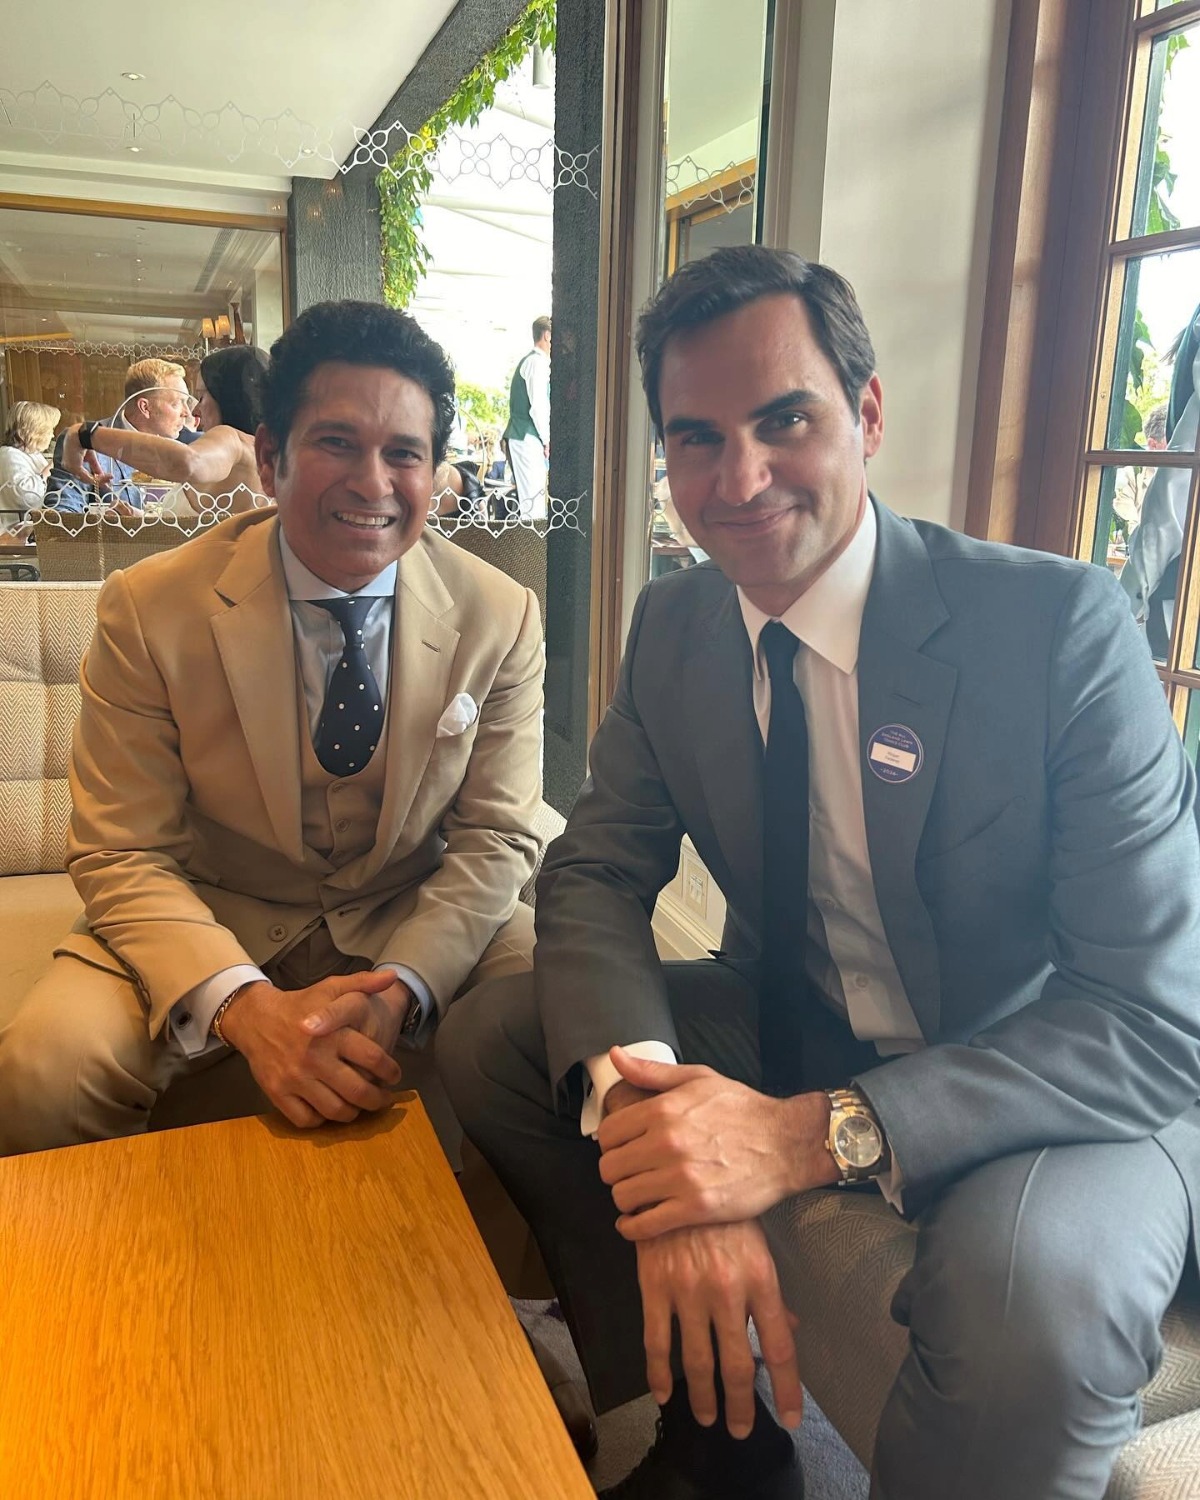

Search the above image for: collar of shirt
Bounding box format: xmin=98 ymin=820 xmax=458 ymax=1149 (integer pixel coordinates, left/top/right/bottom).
xmin=278 ymin=529 xmax=397 ymax=603
xmin=738 ymin=498 xmax=877 ymax=680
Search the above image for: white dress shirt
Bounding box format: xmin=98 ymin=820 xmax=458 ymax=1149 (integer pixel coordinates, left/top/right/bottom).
xmin=169 ymin=533 xmax=432 ymax=1056
xmin=583 ymin=504 xmax=920 ymax=1203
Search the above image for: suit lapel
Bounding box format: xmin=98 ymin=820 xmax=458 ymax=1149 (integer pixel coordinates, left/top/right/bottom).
xmin=684 ymin=585 xmax=763 ymax=926
xmin=362 ymin=541 xmax=459 ymax=877
xmin=210 ymin=517 xmax=305 ymax=863
xmin=858 ymin=501 xmax=956 ymax=1039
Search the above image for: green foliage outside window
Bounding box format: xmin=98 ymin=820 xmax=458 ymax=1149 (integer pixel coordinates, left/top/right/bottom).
xmin=378 ymin=0 xmax=556 ymax=309
xmin=456 ymin=379 xmax=509 ymax=434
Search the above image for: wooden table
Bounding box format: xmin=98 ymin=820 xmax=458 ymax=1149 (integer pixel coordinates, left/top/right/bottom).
xmin=0 ymin=1098 xmax=591 ymax=1499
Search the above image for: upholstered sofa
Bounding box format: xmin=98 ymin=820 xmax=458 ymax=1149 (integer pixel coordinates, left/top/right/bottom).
xmin=3 ymin=580 xmax=1198 ymax=1496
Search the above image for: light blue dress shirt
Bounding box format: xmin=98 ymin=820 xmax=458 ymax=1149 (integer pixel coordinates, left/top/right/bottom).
xmin=169 ymin=532 xmax=433 ymax=1057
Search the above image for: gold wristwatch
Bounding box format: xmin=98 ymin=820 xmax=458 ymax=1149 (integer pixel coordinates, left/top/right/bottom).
xmin=825 ymin=1087 xmax=891 ymax=1185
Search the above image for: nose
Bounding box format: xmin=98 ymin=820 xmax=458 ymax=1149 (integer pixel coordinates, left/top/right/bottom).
xmin=714 ymin=433 xmax=772 ymax=509
xmin=347 ymin=450 xmax=394 ymax=504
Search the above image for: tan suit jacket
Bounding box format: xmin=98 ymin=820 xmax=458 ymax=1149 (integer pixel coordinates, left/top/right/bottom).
xmin=58 ymin=508 xmax=544 ymax=1035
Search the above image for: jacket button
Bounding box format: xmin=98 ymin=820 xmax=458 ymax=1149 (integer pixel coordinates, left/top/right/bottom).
xmin=268 ymin=924 xmax=287 ymax=942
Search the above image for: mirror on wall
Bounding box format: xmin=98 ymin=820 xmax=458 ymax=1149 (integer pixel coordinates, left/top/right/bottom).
xmin=0 ymin=206 xmax=285 ymax=428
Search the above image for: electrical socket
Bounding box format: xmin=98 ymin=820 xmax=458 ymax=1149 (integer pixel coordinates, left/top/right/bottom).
xmin=682 ymin=851 xmax=709 ymax=919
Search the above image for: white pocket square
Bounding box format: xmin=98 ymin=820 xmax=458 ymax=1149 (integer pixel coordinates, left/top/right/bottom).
xmin=436 ymin=692 xmax=479 ymax=738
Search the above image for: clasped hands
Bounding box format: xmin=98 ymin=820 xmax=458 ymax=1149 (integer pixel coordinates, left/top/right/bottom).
xmin=597 ymin=1049 xmax=838 ymax=1440
xmin=220 ymin=969 xmax=412 ymax=1129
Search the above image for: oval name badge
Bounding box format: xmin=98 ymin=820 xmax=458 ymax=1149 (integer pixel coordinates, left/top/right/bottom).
xmin=867 ymin=723 xmax=924 ymax=784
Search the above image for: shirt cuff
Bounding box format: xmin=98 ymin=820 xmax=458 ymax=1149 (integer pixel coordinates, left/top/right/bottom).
xmin=875 ymin=1151 xmax=905 ymax=1212
xmin=170 ymin=964 xmax=267 ymax=1058
xmin=580 ymin=1040 xmax=678 ymax=1138
xmin=375 ymin=963 xmax=434 ymax=1050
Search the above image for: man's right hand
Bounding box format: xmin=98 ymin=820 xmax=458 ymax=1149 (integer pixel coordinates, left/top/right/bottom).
xmin=637 ymin=1218 xmax=803 ymax=1440
xmin=219 ymin=969 xmax=403 ymax=1129
xmin=602 ymin=1067 xmax=804 ymax=1439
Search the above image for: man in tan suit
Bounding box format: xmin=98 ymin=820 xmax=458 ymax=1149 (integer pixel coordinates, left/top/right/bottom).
xmin=0 ymin=299 xmax=544 ymax=1153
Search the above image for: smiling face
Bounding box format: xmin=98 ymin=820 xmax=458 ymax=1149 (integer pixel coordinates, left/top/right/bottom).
xmin=255 ymin=362 xmax=436 ymax=591
xmin=660 ymin=293 xmax=883 ymax=617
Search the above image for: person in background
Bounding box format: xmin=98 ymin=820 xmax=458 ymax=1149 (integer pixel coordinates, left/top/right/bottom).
xmin=48 ymin=358 xmax=195 ymax=512
xmin=63 ymin=345 xmax=269 ymax=519
xmin=0 ymin=401 xmax=59 ymax=534
xmin=503 ymin=315 xmax=551 ymax=521
xmin=1121 ymin=303 xmax=1200 ymax=656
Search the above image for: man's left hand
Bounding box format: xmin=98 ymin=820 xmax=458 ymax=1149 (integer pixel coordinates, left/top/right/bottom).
xmin=597 ymin=1047 xmax=837 ymax=1239
xmin=301 ymin=977 xmax=414 ymax=1058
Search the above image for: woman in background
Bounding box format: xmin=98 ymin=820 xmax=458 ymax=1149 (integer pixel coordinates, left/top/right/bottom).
xmin=0 ymin=401 xmax=60 ymax=523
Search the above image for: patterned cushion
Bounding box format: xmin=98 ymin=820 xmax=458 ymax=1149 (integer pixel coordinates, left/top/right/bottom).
xmin=31 ymin=518 xmax=194 ymax=582
xmin=0 ymin=583 xmax=99 ymax=875
xmin=762 ymin=1186 xmax=1200 ymax=1489
xmin=519 ymin=799 xmax=567 ymax=907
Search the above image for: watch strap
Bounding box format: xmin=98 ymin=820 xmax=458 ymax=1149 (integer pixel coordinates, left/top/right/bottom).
xmin=78 ymin=420 xmax=100 ymax=451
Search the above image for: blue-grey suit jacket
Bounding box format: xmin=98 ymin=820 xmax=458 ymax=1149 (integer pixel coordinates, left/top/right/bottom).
xmin=534 ymin=499 xmax=1200 ymax=1244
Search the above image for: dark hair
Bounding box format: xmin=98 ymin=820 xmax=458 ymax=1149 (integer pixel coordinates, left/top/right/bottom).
xmin=262 ymin=300 xmax=456 ymax=465
xmin=532 ymin=315 xmax=552 ymax=344
xmin=199 ymin=345 xmax=268 ymax=436
xmin=636 ymin=246 xmax=876 ymax=437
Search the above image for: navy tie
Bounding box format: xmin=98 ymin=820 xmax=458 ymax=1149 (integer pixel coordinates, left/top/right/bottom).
xmin=313 ymin=597 xmax=383 ymax=777
xmin=759 ymin=621 xmax=812 ymax=1095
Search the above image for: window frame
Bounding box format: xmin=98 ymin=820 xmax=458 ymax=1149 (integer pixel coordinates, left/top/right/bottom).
xmin=968 ymin=0 xmax=1200 ymax=736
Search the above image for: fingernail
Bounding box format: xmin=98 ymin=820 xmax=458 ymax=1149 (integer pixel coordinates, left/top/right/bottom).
xmin=651 ymin=1389 xmax=669 ymax=1405
xmin=302 ymin=1014 xmax=321 ymax=1031
xmin=781 ymin=1408 xmax=803 ymax=1428
xmin=729 ymin=1422 xmax=752 ymax=1440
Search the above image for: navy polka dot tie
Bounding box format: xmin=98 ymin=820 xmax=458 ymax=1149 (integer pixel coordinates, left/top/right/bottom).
xmin=313 ymin=597 xmax=383 ymax=777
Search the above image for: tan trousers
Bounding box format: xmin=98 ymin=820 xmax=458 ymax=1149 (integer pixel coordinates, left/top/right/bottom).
xmin=0 ymin=906 xmax=549 ymax=1295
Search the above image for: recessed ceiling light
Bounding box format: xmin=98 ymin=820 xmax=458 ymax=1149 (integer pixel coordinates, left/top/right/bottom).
xmin=127 ymin=145 xmax=141 ymax=153
xmin=122 ymin=72 xmax=146 ymax=80
xmin=135 ymin=257 xmax=142 ymax=264
xmin=301 ymin=147 xmax=315 ymax=156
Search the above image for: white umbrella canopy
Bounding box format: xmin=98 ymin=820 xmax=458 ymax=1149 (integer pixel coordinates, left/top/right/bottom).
xmin=408 ymin=65 xmax=554 ymax=397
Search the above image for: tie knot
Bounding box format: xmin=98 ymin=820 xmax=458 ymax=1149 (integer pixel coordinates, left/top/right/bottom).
xmin=761 ymin=620 xmax=799 ymax=686
xmin=316 ymin=595 xmax=374 ymax=640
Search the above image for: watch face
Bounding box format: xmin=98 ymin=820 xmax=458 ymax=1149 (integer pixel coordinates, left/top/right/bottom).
xmin=835 ymin=1114 xmax=882 ymax=1169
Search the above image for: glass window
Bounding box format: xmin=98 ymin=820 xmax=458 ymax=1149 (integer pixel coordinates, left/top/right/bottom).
xmin=1126 ymin=19 xmax=1199 ymax=238
xmin=1072 ymin=3 xmax=1200 ymax=719
xmin=1095 ymin=247 xmax=1200 ymax=452
xmin=1184 ymin=688 xmax=1200 ymax=764
xmin=645 ymin=0 xmax=772 ymax=587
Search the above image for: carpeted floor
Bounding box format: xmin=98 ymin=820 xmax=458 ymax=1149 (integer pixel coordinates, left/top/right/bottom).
xmin=516 ymin=1299 xmax=870 ymax=1498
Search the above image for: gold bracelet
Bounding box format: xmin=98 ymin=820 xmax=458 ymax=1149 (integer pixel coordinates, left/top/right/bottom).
xmin=211 ymin=981 xmax=254 ymax=1045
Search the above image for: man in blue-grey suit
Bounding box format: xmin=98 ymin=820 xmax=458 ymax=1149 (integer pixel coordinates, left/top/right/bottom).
xmin=437 ymin=247 xmax=1200 ymax=1500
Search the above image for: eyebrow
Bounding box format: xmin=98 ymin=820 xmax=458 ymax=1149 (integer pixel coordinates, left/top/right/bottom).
xmin=749 ymin=388 xmax=823 ymax=420
xmin=307 ymin=419 xmax=429 ymax=449
xmin=663 ymin=388 xmax=823 ymax=437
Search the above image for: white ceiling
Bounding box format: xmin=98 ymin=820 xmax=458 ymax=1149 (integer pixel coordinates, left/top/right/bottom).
xmin=666 ymin=0 xmax=769 ymax=168
xmin=0 ymin=0 xmax=459 ymax=186
xmin=0 ymin=207 xmax=281 ymax=347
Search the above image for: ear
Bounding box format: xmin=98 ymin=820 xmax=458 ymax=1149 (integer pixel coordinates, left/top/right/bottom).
xmin=254 ymin=423 xmax=282 ymax=498
xmin=859 ymin=373 xmax=884 ymax=460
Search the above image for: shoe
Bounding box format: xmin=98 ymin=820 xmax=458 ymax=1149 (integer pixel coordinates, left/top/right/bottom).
xmin=524 ymin=1325 xmax=599 ymax=1462
xmin=598 ymin=1417 xmax=803 ymax=1498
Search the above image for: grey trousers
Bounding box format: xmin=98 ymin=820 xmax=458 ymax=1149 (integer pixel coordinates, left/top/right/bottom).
xmin=435 ymin=960 xmax=1193 ymax=1500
